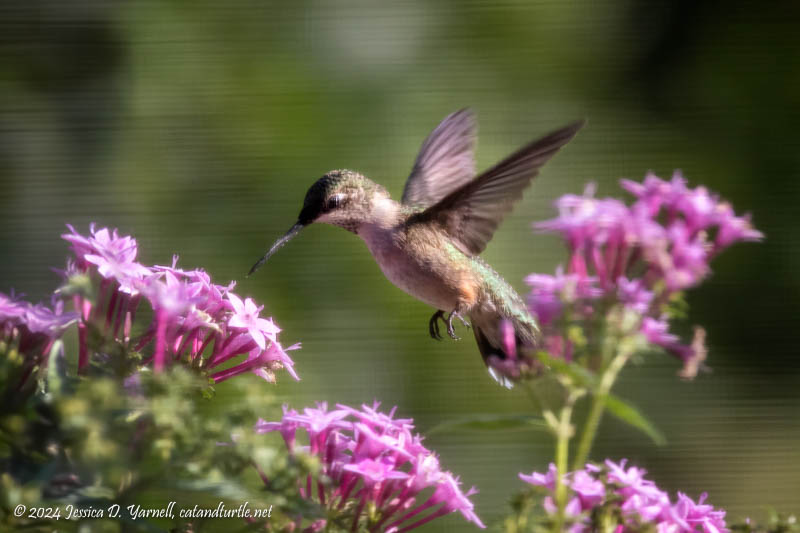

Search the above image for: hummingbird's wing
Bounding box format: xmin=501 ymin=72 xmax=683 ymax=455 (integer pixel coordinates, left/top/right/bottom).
xmin=416 ymin=120 xmax=585 ymax=256
xmin=401 ymin=109 xmax=477 ymax=208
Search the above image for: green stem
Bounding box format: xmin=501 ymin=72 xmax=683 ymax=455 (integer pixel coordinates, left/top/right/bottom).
xmin=552 ymin=389 xmax=581 ymax=533
xmin=571 ymin=350 xmax=631 ymax=470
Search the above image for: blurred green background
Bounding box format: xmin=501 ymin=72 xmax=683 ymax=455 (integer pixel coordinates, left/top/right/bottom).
xmin=1 ymin=0 xmax=798 ymax=530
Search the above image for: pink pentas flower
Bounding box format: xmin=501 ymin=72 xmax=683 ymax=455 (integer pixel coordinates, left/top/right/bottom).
xmin=641 ymin=318 xmax=708 ymax=378
xmin=605 ymin=459 xmax=670 ymax=506
xmin=23 ymin=298 xmax=78 ymax=336
xmin=63 ymin=224 xmax=152 ymax=294
xmin=525 ymin=268 xmax=601 ymax=326
xmin=353 ymin=421 xmax=416 ymax=460
xmin=343 ymin=458 xmax=410 ymax=485
xmin=226 ymin=293 xmax=280 ymax=350
xmin=519 ymin=459 xmax=727 ymax=533
xmin=424 ymin=475 xmax=483 ymax=527
xmin=616 ymin=277 xmax=653 ymax=314
xmin=714 ymin=205 xmax=763 ymax=250
xmin=61 ymin=223 xmax=101 ymax=265
xmin=283 ymin=402 xmax=350 ymax=437
xmin=256 ymin=402 xmax=484 ymax=532
xmin=676 ymin=185 xmax=718 ymax=231
xmin=527 ymin=173 xmax=761 ymax=378
xmin=519 ymin=463 xmax=558 ymax=491
xmin=61 ymin=224 xmax=298 ymax=383
xmin=255 ymin=405 xmax=300 ymax=449
xmin=501 ymin=319 xmax=517 ymax=359
xmin=621 ymin=172 xmax=687 ymax=220
xmin=537 ymin=185 xmax=602 ymax=249
xmin=143 ymin=271 xmax=199 ymax=317
xmin=407 ymin=453 xmax=444 ymax=491
xmin=570 ymin=469 xmax=605 ymax=508
xmin=0 ymin=292 xmax=27 ymax=324
xmin=0 ymin=292 xmax=77 ymax=340
xmin=0 ymin=292 xmax=76 ymax=392
xmin=656 ymin=220 xmax=710 ymax=291
xmin=641 ymin=316 xmax=679 ymax=346
xmin=669 ymin=492 xmax=728 ymax=533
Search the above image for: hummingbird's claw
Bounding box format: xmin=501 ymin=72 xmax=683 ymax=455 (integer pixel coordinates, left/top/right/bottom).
xmin=445 ymin=310 xmax=471 ymax=340
xmin=430 ymin=309 xmax=470 ymax=340
xmin=446 ymin=322 xmax=459 ymax=340
xmin=429 ymin=310 xmax=445 ymax=340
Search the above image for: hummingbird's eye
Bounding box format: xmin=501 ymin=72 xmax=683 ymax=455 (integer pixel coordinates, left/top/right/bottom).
xmin=326 ymin=194 xmax=344 ymax=211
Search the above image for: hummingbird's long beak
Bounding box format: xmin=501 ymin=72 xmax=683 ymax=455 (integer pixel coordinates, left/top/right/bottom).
xmin=247 ymin=222 xmax=305 ymax=276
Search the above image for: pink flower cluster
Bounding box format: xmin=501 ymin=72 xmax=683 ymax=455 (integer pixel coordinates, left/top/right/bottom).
xmin=256 ymin=402 xmax=484 ymax=532
xmin=520 ymin=459 xmax=728 ymax=533
xmin=62 ymin=224 xmax=298 ymax=383
xmin=0 ymin=292 xmax=77 ymax=390
xmin=527 ymin=173 xmax=762 ymax=377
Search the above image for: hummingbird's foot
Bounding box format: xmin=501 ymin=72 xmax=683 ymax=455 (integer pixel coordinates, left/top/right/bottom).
xmin=445 ymin=310 xmax=471 ymax=340
xmin=429 ymin=310 xmax=446 ymax=340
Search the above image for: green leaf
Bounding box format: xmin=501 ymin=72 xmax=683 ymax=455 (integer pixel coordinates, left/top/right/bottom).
xmin=605 ymin=394 xmax=666 ymax=446
xmin=427 ymin=414 xmax=548 ymax=434
xmin=44 ymin=340 xmax=66 ymax=395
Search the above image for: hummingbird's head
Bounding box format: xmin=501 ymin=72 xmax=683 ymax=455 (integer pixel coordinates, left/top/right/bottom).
xmin=248 ymin=169 xmax=389 ymax=276
xmin=297 ymin=169 xmax=385 ymax=231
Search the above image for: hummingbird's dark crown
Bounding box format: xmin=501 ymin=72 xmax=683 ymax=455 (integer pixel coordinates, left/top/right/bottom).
xmin=298 ymin=170 xmax=347 ymax=224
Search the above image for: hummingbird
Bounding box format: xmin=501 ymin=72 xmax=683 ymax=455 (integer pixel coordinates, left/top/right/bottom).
xmin=249 ymin=109 xmax=583 ymax=383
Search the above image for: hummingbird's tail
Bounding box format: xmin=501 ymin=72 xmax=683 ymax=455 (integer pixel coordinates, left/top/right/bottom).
xmin=470 ymin=313 xmax=539 ymax=387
